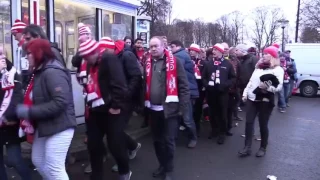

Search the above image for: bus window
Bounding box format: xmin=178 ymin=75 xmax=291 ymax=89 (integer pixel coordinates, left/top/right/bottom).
xmin=0 ymin=1 xmax=12 ymax=60
xmin=54 ymin=0 xmax=96 ymax=71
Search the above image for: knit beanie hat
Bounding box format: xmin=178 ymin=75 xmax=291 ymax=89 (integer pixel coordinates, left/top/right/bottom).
xmin=11 ymin=19 xmax=27 ymax=33
xmin=78 ymin=23 xmax=91 ymax=36
xmin=78 ymin=39 xmax=99 ymax=57
xmin=235 ymin=44 xmax=248 ymax=55
xmin=212 ymin=43 xmax=224 ymax=53
xmin=99 ymin=37 xmax=115 ymax=49
xmin=272 ymin=43 xmax=280 ymax=49
xmin=263 ymin=46 xmax=279 ymax=58
xmin=189 ymin=43 xmax=201 ymax=52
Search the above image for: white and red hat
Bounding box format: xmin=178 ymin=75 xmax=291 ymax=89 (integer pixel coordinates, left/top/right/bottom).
xmin=189 ymin=43 xmax=201 ymax=53
xmin=263 ymin=46 xmax=279 ymax=58
xmin=212 ymin=43 xmax=225 ymax=53
xmin=99 ymin=37 xmax=115 ymax=49
xmin=272 ymin=43 xmax=280 ymax=49
xmin=78 ymin=39 xmax=99 ymax=57
xmin=11 ymin=19 xmax=27 ymax=33
xmin=78 ymin=23 xmax=91 ymax=36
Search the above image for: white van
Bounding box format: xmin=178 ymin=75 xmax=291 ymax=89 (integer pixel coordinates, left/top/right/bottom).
xmin=285 ymin=43 xmax=320 ymax=97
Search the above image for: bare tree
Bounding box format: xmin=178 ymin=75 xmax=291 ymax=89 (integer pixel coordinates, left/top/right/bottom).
xmin=137 ymin=0 xmax=171 ymax=36
xmin=250 ymin=6 xmax=284 ymax=51
xmin=228 ymin=11 xmax=245 ymax=45
xmin=301 ymin=0 xmax=320 ymax=28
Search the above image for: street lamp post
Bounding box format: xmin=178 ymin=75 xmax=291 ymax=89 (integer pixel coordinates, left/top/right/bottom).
xmin=278 ymin=19 xmax=289 ymax=52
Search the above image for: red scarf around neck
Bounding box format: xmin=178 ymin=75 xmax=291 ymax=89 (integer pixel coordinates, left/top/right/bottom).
xmin=281 ymin=60 xmax=290 ymax=82
xmin=194 ymin=60 xmax=201 ymax=79
xmin=20 ymin=75 xmax=35 ymax=143
xmin=86 ymin=49 xmax=105 ymax=108
xmin=77 ymin=60 xmax=88 ymax=85
xmin=145 ymin=49 xmax=178 ymax=107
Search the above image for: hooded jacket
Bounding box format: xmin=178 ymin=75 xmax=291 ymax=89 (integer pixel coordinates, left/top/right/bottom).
xmin=173 ymin=48 xmax=199 ymax=98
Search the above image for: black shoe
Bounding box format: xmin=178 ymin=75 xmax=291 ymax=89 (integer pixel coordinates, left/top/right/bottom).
xmin=119 ymin=171 xmax=132 ymax=180
xmin=226 ymin=131 xmax=233 ymax=136
xmin=208 ymin=131 xmax=218 ymax=139
xmin=238 ymin=146 xmax=252 ymax=157
xmin=164 ymin=172 xmax=173 ymax=180
xmin=217 ymin=135 xmax=225 ymax=144
xmin=256 ymin=148 xmax=266 ymax=157
xmin=152 ymin=166 xmax=165 ymax=177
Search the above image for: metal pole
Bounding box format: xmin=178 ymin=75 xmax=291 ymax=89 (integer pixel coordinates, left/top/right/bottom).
xmin=282 ymin=27 xmax=285 ymax=52
xmin=295 ymin=0 xmax=301 ymax=43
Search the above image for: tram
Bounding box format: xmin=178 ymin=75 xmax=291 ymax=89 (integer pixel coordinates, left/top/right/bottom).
xmin=0 ymin=0 xmax=140 ymax=124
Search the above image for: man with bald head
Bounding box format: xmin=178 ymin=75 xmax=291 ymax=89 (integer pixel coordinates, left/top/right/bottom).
xmin=144 ymin=36 xmax=190 ymax=180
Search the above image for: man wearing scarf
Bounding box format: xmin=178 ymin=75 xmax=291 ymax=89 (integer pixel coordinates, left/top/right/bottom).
xmin=78 ymin=39 xmax=131 ymax=180
xmin=99 ymin=37 xmax=142 ymax=172
xmin=188 ymin=43 xmax=206 ymax=136
xmin=146 ymin=36 xmax=190 ymax=180
xmin=71 ymin=23 xmax=108 ymax=174
xmin=10 ymin=19 xmax=28 ymax=88
xmin=202 ymin=43 xmax=236 ymax=145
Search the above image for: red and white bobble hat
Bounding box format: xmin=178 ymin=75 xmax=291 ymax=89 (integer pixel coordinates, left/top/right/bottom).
xmin=78 ymin=23 xmax=91 ymax=36
xmin=99 ymin=37 xmax=115 ymax=49
xmin=272 ymin=43 xmax=280 ymax=49
xmin=78 ymin=39 xmax=99 ymax=57
xmin=189 ymin=43 xmax=201 ymax=53
xmin=11 ymin=19 xmax=27 ymax=33
xmin=212 ymin=43 xmax=225 ymax=53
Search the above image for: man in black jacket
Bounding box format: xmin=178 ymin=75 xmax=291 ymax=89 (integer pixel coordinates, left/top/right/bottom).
xmin=78 ymin=39 xmax=132 ymax=180
xmin=146 ymin=36 xmax=190 ymax=180
xmin=202 ymin=43 xmax=236 ymax=145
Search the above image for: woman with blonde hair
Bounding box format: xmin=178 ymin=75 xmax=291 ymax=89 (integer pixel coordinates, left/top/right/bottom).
xmin=239 ymin=46 xmax=283 ymax=157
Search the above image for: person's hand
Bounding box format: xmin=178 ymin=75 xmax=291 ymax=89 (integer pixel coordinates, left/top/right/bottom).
xmin=16 ymin=104 xmax=30 ymax=119
xmin=109 ymin=108 xmax=120 ymax=114
xmin=242 ymin=96 xmax=247 ymax=102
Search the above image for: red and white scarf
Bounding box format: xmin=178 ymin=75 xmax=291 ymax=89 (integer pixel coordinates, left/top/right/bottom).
xmin=0 ymin=68 xmax=16 ymax=127
xmin=86 ymin=49 xmax=105 ymax=108
xmin=77 ymin=59 xmax=88 ymax=85
xmin=19 ymin=75 xmax=35 ymax=143
xmin=145 ymin=49 xmax=178 ymax=107
xmin=194 ymin=60 xmax=201 ymax=79
xmin=281 ymin=59 xmax=290 ymax=83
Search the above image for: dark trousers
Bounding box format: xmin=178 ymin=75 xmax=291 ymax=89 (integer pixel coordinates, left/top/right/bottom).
xmin=207 ymin=92 xmax=229 ymax=135
xmin=87 ymin=110 xmax=130 ymax=180
xmin=244 ymin=100 xmax=274 ymax=148
xmin=233 ymin=89 xmax=241 ymax=116
xmin=227 ymin=92 xmax=237 ymax=131
xmin=149 ymin=110 xmax=179 ymax=172
xmin=0 ymin=143 xmax=31 ymax=180
xmin=193 ymin=90 xmax=205 ymax=133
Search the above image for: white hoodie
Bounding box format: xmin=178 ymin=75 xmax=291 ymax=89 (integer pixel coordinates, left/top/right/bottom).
xmin=243 ymin=66 xmax=284 ymax=101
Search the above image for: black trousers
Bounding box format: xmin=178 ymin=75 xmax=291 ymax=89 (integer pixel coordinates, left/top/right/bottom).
xmin=193 ymin=90 xmax=205 ymax=133
xmin=207 ymin=92 xmax=229 ymax=135
xmin=233 ymin=89 xmax=241 ymax=117
xmin=87 ymin=110 xmax=130 ymax=180
xmin=149 ymin=110 xmax=179 ymax=172
xmin=227 ymin=92 xmax=237 ymax=131
xmin=244 ymin=100 xmax=273 ymax=148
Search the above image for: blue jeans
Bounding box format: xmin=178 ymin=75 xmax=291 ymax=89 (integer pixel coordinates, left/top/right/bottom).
xmin=278 ymin=83 xmax=290 ymax=108
xmin=181 ymin=101 xmax=197 ymax=141
xmin=288 ymin=79 xmax=295 ymax=97
xmin=0 ymin=144 xmax=32 ymax=180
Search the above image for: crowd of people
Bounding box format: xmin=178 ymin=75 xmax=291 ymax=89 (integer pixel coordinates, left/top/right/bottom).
xmin=0 ymin=19 xmax=298 ymax=180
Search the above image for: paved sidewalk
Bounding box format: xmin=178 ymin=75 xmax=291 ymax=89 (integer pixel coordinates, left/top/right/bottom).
xmin=20 ymin=114 xmax=149 ymax=159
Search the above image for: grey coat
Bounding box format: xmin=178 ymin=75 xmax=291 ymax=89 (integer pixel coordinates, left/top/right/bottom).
xmin=29 ymin=60 xmax=76 ymax=137
xmin=145 ymin=55 xmax=190 ymax=119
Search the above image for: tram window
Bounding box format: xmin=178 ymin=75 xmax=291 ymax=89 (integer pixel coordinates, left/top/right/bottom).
xmin=54 ymin=0 xmax=96 ymax=70
xmin=39 ymin=0 xmax=47 ymax=32
xmin=0 ymin=0 xmax=12 ymax=60
xmin=102 ymin=10 xmax=132 ymax=41
xmin=21 ymin=0 xmax=29 ymax=24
